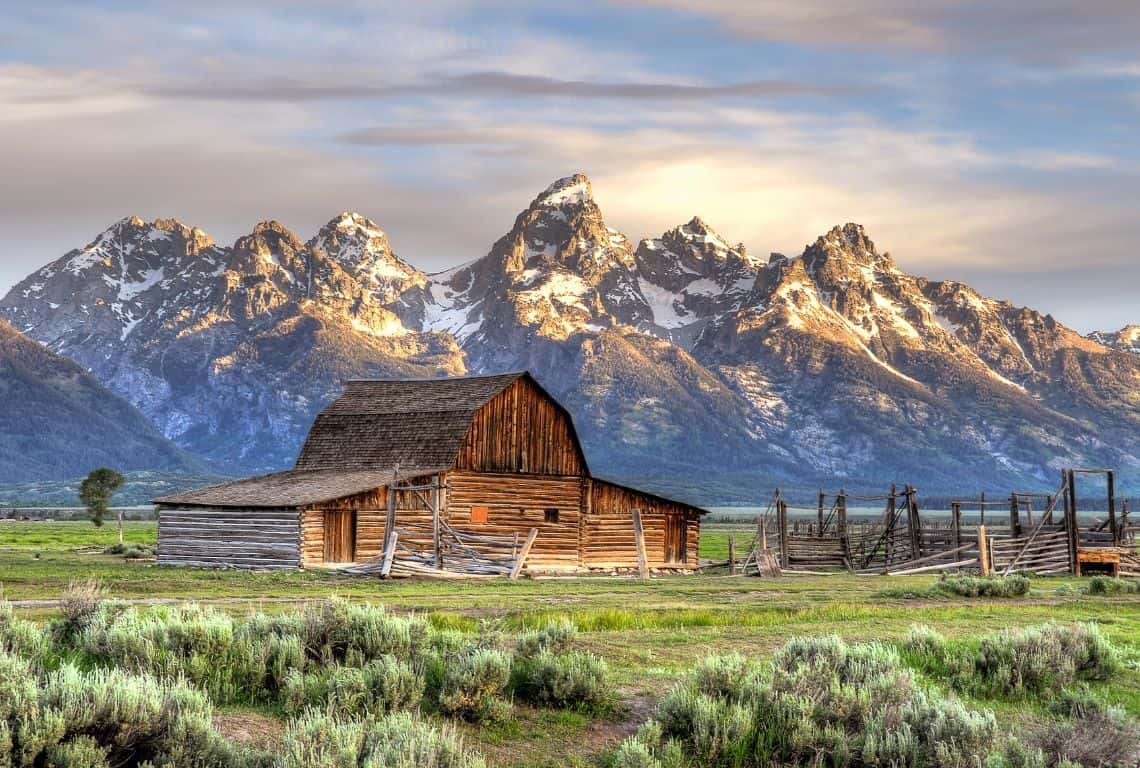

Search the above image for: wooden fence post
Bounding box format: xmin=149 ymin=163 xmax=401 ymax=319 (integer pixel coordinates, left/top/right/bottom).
xmin=728 ymin=535 xmax=736 ymax=575
xmin=381 ymin=465 xmax=399 ymax=568
xmin=1107 ymin=470 xmax=1118 ymax=546
xmin=952 ymin=502 xmax=962 ymax=551
xmin=977 ymin=524 xmax=990 ymax=576
xmin=818 ymin=488 xmax=825 ymax=537
xmin=380 ymin=531 xmax=398 ymax=577
xmin=632 ymin=508 xmax=649 ymax=579
xmin=1065 ymin=469 xmax=1079 ymax=573
xmin=432 ymin=479 xmax=442 ymax=569
xmin=777 ymin=492 xmax=789 ymax=570
xmin=905 ymin=486 xmax=921 ymax=561
xmin=1009 ymin=493 xmax=1020 ymax=537
xmin=979 ymin=491 xmax=986 ymax=527
xmin=837 ymin=488 xmax=849 ymax=567
xmin=510 ymin=529 xmax=539 ymax=580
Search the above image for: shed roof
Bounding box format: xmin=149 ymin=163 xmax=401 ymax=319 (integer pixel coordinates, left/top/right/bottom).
xmin=154 ymin=467 xmax=445 ymax=508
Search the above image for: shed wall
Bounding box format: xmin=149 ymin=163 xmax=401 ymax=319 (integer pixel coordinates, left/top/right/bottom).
xmin=157 ymin=506 xmax=301 ymax=570
xmin=583 ymin=481 xmax=701 ymax=570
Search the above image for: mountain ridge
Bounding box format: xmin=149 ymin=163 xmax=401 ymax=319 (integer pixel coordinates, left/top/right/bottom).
xmin=3 ymin=174 xmax=1138 ymax=499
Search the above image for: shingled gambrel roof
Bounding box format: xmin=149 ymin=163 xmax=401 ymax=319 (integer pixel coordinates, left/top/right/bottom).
xmin=293 ymin=371 xmax=587 ymax=473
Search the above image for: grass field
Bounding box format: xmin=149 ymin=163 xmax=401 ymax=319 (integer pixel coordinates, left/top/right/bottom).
xmin=4 ymin=520 xmax=1140 ymax=767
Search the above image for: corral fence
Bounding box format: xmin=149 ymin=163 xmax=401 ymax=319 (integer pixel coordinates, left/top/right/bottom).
xmin=726 ymin=468 xmax=1137 ymax=578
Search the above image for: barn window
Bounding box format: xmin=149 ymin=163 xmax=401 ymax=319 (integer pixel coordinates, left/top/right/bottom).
xmin=544 ymin=508 xmax=560 ymax=524
xmin=471 ymin=506 xmax=489 ymax=524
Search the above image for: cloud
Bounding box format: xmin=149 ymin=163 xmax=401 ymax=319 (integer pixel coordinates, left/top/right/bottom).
xmin=144 ymin=71 xmax=855 ymax=104
xmin=618 ymin=0 xmax=1140 ymax=63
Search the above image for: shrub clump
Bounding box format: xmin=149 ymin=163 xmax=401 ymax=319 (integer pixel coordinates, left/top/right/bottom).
xmin=436 ymin=648 xmax=513 ymax=722
xmin=72 ymin=598 xmax=428 ymax=706
xmin=624 ymin=636 xmax=999 ymax=768
xmin=0 ymin=649 xmax=253 ymax=768
xmin=283 ymin=655 xmax=423 ymax=718
xmin=1085 ymin=576 xmax=1140 ymax=596
xmin=514 ymin=617 xmax=578 ymax=658
xmin=968 ymin=623 xmax=1118 ymax=698
xmin=902 ymin=622 xmax=1119 ymax=700
xmin=510 ymin=650 xmax=611 ymax=711
xmin=931 ymin=574 xmax=1031 ymax=598
xmin=280 ymin=710 xmax=485 ymax=768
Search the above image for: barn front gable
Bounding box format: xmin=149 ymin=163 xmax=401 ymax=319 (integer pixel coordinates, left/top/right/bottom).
xmin=454 ymin=375 xmax=587 ymax=476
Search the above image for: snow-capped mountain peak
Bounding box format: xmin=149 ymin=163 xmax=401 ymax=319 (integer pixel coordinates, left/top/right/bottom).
xmin=534 ymin=173 xmax=593 ymax=208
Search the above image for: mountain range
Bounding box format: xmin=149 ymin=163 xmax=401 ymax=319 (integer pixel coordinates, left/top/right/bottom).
xmin=2 ymin=174 xmax=1138 ymax=501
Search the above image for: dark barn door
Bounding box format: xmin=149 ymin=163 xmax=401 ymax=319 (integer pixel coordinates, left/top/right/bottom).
xmin=664 ymin=514 xmax=688 ymax=564
xmin=323 ymin=510 xmax=357 ymax=564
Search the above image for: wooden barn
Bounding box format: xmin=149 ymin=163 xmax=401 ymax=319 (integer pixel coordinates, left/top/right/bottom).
xmin=155 ymin=372 xmax=705 ymax=575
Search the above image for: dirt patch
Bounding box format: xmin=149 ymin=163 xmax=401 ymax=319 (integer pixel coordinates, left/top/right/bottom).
xmin=213 ymin=710 xmax=284 ymax=753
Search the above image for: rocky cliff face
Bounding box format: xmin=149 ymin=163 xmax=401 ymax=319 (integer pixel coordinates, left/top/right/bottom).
xmin=0 ymin=319 xmax=197 ymax=482
xmin=4 ymin=175 xmax=1139 ymax=497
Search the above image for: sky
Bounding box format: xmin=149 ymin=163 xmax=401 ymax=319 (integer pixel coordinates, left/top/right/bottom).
xmin=1 ymin=1 xmax=1138 ymax=332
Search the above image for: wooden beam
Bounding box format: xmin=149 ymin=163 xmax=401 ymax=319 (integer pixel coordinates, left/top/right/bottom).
xmin=510 ymin=528 xmax=539 ymax=580
xmin=728 ymin=534 xmax=736 ymax=575
xmin=632 ymin=508 xmax=649 ymax=579
xmin=380 ymin=531 xmax=398 ymax=577
xmin=977 ymin=524 xmax=990 ymax=576
xmin=1066 ymin=468 xmax=1079 ymax=573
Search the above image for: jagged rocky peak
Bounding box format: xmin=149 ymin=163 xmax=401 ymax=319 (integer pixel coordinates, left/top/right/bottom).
xmin=309 ymin=212 xmax=426 ymax=305
xmin=506 ymin=172 xmax=635 ymax=279
xmin=803 ymin=222 xmax=894 ymax=278
xmin=631 ymin=216 xmax=760 ymax=345
xmin=1089 ymin=324 xmax=1140 ymax=354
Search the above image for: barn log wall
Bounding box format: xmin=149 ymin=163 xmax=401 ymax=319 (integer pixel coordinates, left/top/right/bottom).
xmin=157 ymin=506 xmax=301 ymax=570
xmin=584 ymin=481 xmax=700 ymax=570
xmin=436 ymin=471 xmax=583 ymax=571
xmin=300 ymin=510 xmax=323 ymax=568
xmin=455 ymin=378 xmax=584 ymax=476
xmin=304 ymin=480 xmax=434 ymax=566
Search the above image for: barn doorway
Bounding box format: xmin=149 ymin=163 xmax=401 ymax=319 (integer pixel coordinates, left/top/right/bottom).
xmin=664 ymin=514 xmax=688 ymax=564
xmin=323 ymin=510 xmax=357 ymax=564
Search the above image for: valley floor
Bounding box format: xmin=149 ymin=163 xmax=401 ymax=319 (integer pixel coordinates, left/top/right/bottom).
xmin=3 ymin=520 xmax=1140 ymax=767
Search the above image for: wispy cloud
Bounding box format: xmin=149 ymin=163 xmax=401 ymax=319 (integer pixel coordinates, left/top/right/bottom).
xmin=144 ymin=71 xmax=856 ymax=103
xmin=619 ymin=0 xmax=1140 ymax=63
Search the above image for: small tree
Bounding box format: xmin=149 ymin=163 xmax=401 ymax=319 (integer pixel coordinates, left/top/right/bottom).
xmin=80 ymin=468 xmax=125 ymax=533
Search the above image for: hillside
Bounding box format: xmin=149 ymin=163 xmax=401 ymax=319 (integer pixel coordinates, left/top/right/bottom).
xmin=0 ymin=320 xmax=198 ymax=482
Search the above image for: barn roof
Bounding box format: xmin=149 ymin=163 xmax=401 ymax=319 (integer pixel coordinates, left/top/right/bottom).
xmin=154 ymin=467 xmax=446 ymax=508
xmin=293 ymin=371 xmax=587 ymax=474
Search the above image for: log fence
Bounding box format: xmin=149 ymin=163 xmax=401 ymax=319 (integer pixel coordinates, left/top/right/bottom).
xmin=730 ymin=467 xmax=1136 ymax=578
